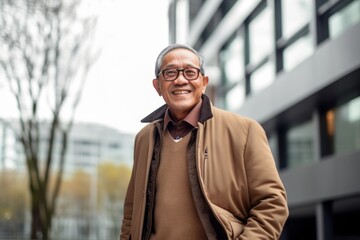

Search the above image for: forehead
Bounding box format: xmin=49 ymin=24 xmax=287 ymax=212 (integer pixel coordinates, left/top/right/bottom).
xmin=162 ymin=48 xmax=200 ymax=67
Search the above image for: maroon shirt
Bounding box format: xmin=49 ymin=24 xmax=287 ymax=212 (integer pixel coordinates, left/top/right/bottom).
xmin=163 ymin=99 xmax=202 ymax=140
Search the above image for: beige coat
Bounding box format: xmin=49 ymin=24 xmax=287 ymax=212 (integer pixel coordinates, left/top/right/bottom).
xmin=120 ymin=96 xmax=288 ymax=240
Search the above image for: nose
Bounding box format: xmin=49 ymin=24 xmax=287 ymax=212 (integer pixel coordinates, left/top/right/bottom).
xmin=173 ymin=71 xmax=188 ymax=84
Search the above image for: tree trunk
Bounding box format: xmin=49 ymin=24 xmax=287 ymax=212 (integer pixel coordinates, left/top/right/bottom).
xmin=29 ymin=173 xmax=52 ymax=239
xmin=30 ymin=202 xmax=41 ymax=239
xmin=30 ymin=193 xmax=52 ymax=239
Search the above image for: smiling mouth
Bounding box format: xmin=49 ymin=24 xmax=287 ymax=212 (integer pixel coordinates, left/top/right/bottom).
xmin=172 ymin=90 xmax=191 ymax=95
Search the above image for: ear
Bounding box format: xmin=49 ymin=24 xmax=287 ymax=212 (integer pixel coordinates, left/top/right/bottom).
xmin=152 ymin=79 xmax=161 ymax=96
xmin=202 ymin=75 xmax=209 ymax=93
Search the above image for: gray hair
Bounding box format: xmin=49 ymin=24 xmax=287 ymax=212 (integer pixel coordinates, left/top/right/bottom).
xmin=154 ymin=43 xmax=205 ymax=77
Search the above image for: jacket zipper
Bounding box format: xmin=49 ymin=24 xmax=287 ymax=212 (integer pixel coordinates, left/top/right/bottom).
xmin=203 ymin=147 xmax=208 ymax=183
xmin=200 ymin=145 xmax=228 ymax=238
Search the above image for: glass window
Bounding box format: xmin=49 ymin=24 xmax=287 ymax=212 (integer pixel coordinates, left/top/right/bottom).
xmin=189 ymin=0 xmax=205 ymax=22
xmin=285 ymin=214 xmax=317 ymax=240
xmin=226 ymin=83 xmax=245 ymax=111
xmin=249 ymin=7 xmax=274 ymax=66
xmin=333 ymin=96 xmax=360 ymax=154
xmin=268 ymin=133 xmax=280 ymax=168
xmin=286 ymin=120 xmax=315 ymax=168
xmin=1 ymin=127 xmax=17 ymax=170
xmin=283 ymin=34 xmax=314 ymax=71
xmin=281 ymin=0 xmax=313 ymax=38
xmin=333 ymin=197 xmax=360 ymax=237
xmin=329 ymin=1 xmax=360 ymax=39
xmin=220 ymin=34 xmax=246 ymax=111
xmin=221 ymin=35 xmax=245 ymax=83
xmin=250 ymin=61 xmax=275 ymax=93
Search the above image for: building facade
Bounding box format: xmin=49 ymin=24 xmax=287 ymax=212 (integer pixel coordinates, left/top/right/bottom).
xmin=0 ymin=121 xmax=134 ymax=172
xmin=0 ymin=120 xmax=134 ymax=239
xmin=168 ymin=0 xmax=360 ymax=239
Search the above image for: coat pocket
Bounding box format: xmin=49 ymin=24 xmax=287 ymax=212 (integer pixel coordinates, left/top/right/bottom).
xmin=213 ymin=206 xmax=244 ymax=239
xmin=228 ymin=216 xmax=244 ymax=239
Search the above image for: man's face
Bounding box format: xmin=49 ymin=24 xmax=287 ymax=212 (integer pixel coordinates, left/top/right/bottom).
xmin=153 ymin=48 xmax=208 ymax=121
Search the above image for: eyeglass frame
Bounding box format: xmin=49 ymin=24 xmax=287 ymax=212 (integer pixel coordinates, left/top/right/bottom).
xmin=157 ymin=67 xmax=204 ymax=81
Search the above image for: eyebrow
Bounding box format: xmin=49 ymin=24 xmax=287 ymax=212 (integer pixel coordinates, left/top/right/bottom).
xmin=163 ymin=63 xmax=198 ymax=69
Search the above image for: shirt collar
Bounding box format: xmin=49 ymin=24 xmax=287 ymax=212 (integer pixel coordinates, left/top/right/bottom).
xmin=141 ymin=94 xmax=213 ymax=124
xmin=164 ymin=99 xmax=202 ymax=131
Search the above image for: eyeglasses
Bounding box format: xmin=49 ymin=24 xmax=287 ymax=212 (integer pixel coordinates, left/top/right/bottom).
xmin=157 ymin=67 xmax=203 ymax=81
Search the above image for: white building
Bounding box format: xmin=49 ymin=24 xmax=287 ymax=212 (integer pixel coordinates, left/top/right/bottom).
xmin=0 ymin=120 xmax=134 ymax=173
xmin=0 ymin=119 xmax=134 ymax=239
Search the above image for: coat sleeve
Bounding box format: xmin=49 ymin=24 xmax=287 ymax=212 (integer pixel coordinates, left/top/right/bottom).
xmin=119 ymin=167 xmax=135 ymax=240
xmin=239 ymin=120 xmax=289 ymax=239
xmin=119 ymin=126 xmax=151 ymax=240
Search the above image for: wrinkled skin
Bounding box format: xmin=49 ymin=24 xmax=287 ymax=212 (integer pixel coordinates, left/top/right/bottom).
xmin=153 ymin=48 xmax=208 ymax=121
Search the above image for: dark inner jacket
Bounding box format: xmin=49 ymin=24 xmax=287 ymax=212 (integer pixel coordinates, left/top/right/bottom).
xmin=140 ymin=94 xmax=227 ymax=240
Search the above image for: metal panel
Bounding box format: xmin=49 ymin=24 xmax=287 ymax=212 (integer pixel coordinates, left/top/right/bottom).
xmin=238 ymin=22 xmax=360 ymax=124
xmin=281 ymin=150 xmax=360 ymax=206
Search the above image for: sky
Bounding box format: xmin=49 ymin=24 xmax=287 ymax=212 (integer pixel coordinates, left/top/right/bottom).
xmin=75 ymin=0 xmax=169 ymax=134
xmin=0 ymin=0 xmax=169 ymax=135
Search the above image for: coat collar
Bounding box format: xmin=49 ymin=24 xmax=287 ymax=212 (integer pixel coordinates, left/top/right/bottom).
xmin=141 ymin=94 xmax=213 ymax=123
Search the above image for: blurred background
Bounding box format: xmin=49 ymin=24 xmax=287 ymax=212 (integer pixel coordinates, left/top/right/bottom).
xmin=0 ymin=0 xmax=359 ymax=239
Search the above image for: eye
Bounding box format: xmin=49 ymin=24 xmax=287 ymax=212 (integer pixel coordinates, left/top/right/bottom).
xmin=184 ymin=68 xmax=197 ymax=77
xmin=164 ymin=69 xmax=177 ymax=77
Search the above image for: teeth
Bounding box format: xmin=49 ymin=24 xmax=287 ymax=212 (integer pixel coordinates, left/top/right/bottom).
xmin=173 ymin=90 xmax=189 ymax=95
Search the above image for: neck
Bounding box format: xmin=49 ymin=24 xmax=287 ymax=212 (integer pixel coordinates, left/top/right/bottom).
xmin=168 ymin=110 xmax=189 ymax=123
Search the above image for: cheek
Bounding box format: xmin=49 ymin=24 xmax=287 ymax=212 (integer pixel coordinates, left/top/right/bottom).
xmin=159 ymin=82 xmax=167 ymax=92
xmin=193 ymin=83 xmax=205 ymax=94
xmin=159 ymin=83 xmax=171 ymax=96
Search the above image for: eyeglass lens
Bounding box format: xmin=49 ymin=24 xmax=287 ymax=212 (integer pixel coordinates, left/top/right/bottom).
xmin=163 ymin=68 xmax=199 ymax=81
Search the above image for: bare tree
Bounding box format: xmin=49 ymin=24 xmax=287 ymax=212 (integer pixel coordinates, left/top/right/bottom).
xmin=0 ymin=0 xmax=99 ymax=239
